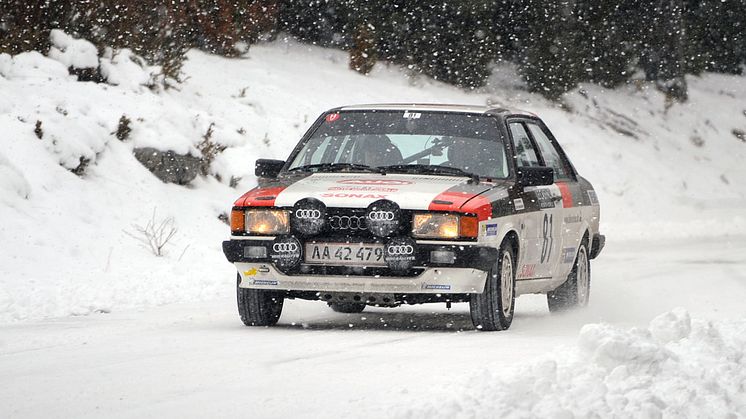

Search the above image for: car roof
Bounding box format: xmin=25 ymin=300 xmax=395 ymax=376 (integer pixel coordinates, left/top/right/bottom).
xmin=334 ymin=103 xmax=537 ymax=118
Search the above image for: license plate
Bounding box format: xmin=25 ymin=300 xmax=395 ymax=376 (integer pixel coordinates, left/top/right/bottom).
xmin=305 ymin=243 xmax=385 ymax=266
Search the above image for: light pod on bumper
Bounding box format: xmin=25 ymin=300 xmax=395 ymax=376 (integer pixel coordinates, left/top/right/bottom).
xmin=291 ymin=198 xmax=327 ymax=236
xmin=365 ymin=199 xmax=401 ymax=237
xmin=384 ymin=236 xmax=417 ymax=273
xmin=269 ymin=236 xmax=302 ymax=272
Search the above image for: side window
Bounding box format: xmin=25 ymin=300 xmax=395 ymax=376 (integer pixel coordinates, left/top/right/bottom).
xmin=508 ymin=123 xmax=540 ymax=167
xmin=526 ymin=124 xmax=569 ymax=179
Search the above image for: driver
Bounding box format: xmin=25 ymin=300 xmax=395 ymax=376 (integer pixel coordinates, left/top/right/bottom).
xmin=352 ymin=134 xmax=403 ymax=167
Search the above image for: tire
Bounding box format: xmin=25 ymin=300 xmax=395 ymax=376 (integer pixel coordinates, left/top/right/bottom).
xmin=469 ymin=241 xmax=516 ymax=331
xmin=547 ymin=240 xmax=591 ymax=312
xmin=328 ymin=302 xmax=366 ymax=313
xmin=236 ymin=274 xmax=284 ymax=326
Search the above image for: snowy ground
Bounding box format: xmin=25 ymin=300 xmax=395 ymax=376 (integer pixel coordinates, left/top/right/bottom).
xmin=1 ymin=237 xmax=745 ymax=418
xmin=1 ymin=34 xmax=746 ymax=418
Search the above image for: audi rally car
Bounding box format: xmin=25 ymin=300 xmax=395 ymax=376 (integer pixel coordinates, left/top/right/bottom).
xmin=222 ymin=104 xmax=604 ymax=331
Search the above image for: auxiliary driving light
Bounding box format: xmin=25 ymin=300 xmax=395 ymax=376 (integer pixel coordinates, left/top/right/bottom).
xmin=365 ymin=199 xmax=401 ymax=237
xmin=291 ymin=197 xmax=327 ymax=236
xmin=384 ymin=236 xmax=417 ymax=273
xmin=269 ymin=236 xmax=302 ymax=271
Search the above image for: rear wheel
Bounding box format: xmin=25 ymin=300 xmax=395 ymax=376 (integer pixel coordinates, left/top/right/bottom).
xmin=328 ymin=302 xmax=366 ymax=313
xmin=547 ymin=241 xmax=590 ymax=312
xmin=469 ymin=241 xmax=516 ymax=331
xmin=236 ymin=274 xmax=284 ymax=326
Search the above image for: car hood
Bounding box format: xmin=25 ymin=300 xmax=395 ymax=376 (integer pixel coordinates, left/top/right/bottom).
xmin=240 ymin=173 xmax=497 ymax=211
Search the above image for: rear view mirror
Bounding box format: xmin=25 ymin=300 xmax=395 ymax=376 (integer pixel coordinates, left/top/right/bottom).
xmin=255 ymin=159 xmax=285 ymax=178
xmin=517 ymin=166 xmax=554 ymax=187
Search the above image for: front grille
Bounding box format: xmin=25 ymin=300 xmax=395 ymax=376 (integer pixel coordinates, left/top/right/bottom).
xmin=320 ymin=208 xmax=413 ymax=238
xmin=326 ymin=208 xmax=369 ymax=236
xmin=328 ymin=214 xmax=367 ymax=231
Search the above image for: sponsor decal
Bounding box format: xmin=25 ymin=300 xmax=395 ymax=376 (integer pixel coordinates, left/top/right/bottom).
xmin=485 ymin=223 xmax=498 ymax=236
xmin=243 ymin=268 xmax=258 ymax=276
xmin=403 ymin=110 xmax=422 ymax=119
xmin=587 ymin=190 xmax=599 ymax=205
xmin=295 ymin=209 xmax=322 ymax=219
xmin=321 ymin=192 xmax=387 ymax=199
xmin=258 ymin=266 xmax=270 ymax=273
xmin=338 ymin=179 xmax=413 ymax=186
xmin=513 ymin=198 xmax=525 ymax=211
xmin=535 ymin=189 xmax=556 ymax=209
xmin=423 ymin=284 xmax=451 ymax=290
xmin=253 ymin=279 xmax=279 ymax=286
xmin=518 ymin=264 xmax=535 ymax=278
xmin=556 ymin=181 xmax=573 ymax=208
xmin=325 ymin=113 xmax=340 ymax=122
xmin=561 ymin=247 xmax=576 ymax=264
xmin=273 ymin=242 xmax=299 ymax=253
xmin=563 ymin=214 xmax=582 ymax=224
xmin=328 ymin=186 xmax=399 ymax=193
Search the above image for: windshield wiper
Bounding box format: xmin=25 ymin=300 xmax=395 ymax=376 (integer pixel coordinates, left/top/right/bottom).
xmin=288 ymin=163 xmax=385 ymax=174
xmin=380 ymin=164 xmax=479 ymax=184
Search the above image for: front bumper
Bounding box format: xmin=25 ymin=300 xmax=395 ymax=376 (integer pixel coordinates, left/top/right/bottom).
xmin=235 ymin=262 xmax=487 ymax=294
xmin=223 ymin=238 xmax=497 ymax=294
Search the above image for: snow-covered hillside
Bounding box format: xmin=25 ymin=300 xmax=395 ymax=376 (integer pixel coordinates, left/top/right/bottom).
xmin=1 ymin=36 xmax=745 ymax=323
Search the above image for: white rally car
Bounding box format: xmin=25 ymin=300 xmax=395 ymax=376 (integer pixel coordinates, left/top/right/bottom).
xmin=223 ymin=104 xmax=604 ymax=331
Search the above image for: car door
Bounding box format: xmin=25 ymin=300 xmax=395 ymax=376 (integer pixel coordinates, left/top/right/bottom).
xmin=507 ymin=120 xmax=564 ymax=280
xmin=524 ymin=120 xmax=580 ymax=279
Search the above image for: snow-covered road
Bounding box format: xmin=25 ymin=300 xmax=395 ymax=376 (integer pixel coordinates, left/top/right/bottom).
xmin=2 ymin=236 xmax=745 ymax=418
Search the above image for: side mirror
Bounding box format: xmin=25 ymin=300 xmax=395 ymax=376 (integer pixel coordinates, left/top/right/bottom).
xmin=255 ymin=159 xmax=285 ymax=178
xmin=517 ymin=166 xmax=554 ymax=187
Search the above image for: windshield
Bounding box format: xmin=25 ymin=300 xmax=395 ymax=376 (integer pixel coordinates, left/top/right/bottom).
xmin=287 ymin=110 xmax=509 ymax=179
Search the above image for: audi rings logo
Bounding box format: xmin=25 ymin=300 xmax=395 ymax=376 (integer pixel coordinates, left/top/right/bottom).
xmin=387 ymin=245 xmax=414 ymax=255
xmin=295 ymin=209 xmax=322 ymax=219
xmin=368 ymin=211 xmax=395 ymax=221
xmin=273 ymin=242 xmax=299 ymax=253
xmin=329 ymin=215 xmax=367 ymax=230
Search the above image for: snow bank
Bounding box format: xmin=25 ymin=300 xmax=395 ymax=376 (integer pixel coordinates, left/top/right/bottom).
xmin=99 ymin=47 xmax=158 ymax=90
xmin=0 ymin=152 xmax=31 ymax=202
xmin=408 ymin=309 xmax=746 ymax=418
xmin=48 ymin=29 xmax=99 ymax=69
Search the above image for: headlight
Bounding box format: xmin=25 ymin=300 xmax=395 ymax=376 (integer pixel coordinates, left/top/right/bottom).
xmin=411 ymin=213 xmax=478 ymax=239
xmin=240 ymin=209 xmax=290 ymax=235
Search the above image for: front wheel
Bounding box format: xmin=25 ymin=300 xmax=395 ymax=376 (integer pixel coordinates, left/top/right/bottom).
xmin=547 ymin=241 xmax=591 ymax=312
xmin=236 ymin=274 xmax=284 ymax=326
xmin=469 ymin=241 xmax=516 ymax=331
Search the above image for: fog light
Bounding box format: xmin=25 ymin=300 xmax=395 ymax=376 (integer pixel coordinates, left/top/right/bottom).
xmin=430 ymin=250 xmax=456 ymax=264
xmin=243 ymin=246 xmax=267 ymax=259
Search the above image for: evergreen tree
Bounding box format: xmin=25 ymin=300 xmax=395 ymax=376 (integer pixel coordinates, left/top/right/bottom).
xmin=517 ymin=0 xmax=583 ymax=100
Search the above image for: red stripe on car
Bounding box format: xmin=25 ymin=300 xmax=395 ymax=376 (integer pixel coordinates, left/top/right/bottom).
xmin=234 ymin=186 xmax=286 ymax=207
xmin=429 ymin=191 xmax=493 ymax=221
xmin=556 ymin=181 xmax=573 ymax=208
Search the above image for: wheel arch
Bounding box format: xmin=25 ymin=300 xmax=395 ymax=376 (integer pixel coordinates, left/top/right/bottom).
xmin=502 ymin=229 xmax=520 ymax=262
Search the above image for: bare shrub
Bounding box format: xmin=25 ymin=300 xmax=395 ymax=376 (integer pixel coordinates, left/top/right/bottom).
xmin=115 ymin=115 xmax=132 ymax=141
xmin=124 ymin=208 xmax=177 ymax=257
xmin=197 ymin=122 xmax=227 ymax=175
xmin=34 ymin=121 xmax=43 ymax=139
